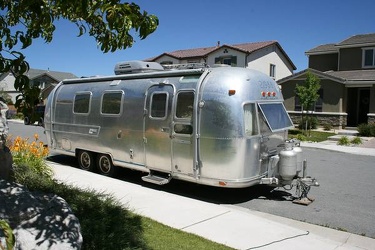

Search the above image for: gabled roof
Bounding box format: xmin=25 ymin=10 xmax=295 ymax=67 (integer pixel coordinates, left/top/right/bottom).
xmin=26 ymin=69 xmax=77 ymax=82
xmin=277 ymin=68 xmax=345 ymax=84
xmin=337 ymin=33 xmax=375 ymax=47
xmin=278 ymin=68 xmax=375 ymax=85
xmin=147 ymin=41 xmax=296 ymax=69
xmin=305 ymin=43 xmax=338 ymax=55
xmin=306 ymin=33 xmax=375 ymax=55
xmin=0 ymin=68 xmax=77 ymax=82
xmin=324 ymin=69 xmax=375 ymax=82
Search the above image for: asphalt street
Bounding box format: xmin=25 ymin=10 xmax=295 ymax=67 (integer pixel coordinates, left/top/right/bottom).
xmin=8 ymin=120 xmax=375 ymax=239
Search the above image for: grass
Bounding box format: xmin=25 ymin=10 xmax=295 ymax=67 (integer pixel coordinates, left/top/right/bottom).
xmin=14 ymin=168 xmax=233 ymax=250
xmin=288 ymin=129 xmax=335 ymax=142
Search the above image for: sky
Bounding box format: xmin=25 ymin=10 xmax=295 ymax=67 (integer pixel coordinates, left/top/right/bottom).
xmin=19 ymin=0 xmax=375 ymax=77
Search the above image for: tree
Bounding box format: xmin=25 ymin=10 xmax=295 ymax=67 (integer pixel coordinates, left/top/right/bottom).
xmin=295 ymin=70 xmax=321 ymax=134
xmin=0 ymin=1 xmax=158 ymax=121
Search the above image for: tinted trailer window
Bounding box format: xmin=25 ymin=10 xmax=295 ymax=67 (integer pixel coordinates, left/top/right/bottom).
xmin=258 ymin=103 xmax=293 ymax=132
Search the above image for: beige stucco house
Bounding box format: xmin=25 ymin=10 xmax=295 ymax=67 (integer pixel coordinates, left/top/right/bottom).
xmin=0 ymin=69 xmax=77 ymax=104
xmin=278 ymin=33 xmax=375 ymax=128
xmin=147 ymin=41 xmax=296 ymax=81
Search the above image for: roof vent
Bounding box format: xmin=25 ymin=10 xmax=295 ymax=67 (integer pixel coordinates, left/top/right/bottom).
xmin=114 ymin=61 xmax=164 ymax=75
xmin=162 ymin=63 xmax=208 ymax=70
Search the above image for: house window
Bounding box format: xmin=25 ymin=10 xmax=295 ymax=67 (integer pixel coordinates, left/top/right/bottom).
xmin=314 ymin=89 xmax=323 ymax=112
xmin=270 ymin=64 xmax=276 ymax=78
xmin=215 ymin=56 xmax=237 ymax=66
xmin=294 ymin=89 xmax=323 ymax=112
xmin=160 ymin=61 xmax=173 ymax=65
xmin=362 ymin=48 xmax=375 ymax=68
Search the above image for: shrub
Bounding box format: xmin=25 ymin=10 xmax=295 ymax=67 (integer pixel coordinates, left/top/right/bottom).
xmin=337 ymin=136 xmax=350 ymax=146
xmin=0 ymin=220 xmax=15 ymax=250
xmin=298 ymin=116 xmax=318 ymax=130
xmin=7 ymin=134 xmax=52 ymax=182
xmin=357 ymin=123 xmax=375 ymax=137
xmin=296 ymin=134 xmax=307 ymax=141
xmin=350 ymin=136 xmax=362 ymax=145
xmin=323 ymin=123 xmax=333 ymax=131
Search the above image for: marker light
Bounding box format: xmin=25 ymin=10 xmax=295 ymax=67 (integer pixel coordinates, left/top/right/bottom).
xmin=228 ymin=90 xmax=236 ymax=96
xmin=219 ymin=181 xmax=227 ymax=186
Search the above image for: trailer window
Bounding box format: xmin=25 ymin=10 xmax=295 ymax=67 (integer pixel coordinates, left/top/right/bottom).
xmin=176 ymin=91 xmax=194 ymax=119
xmin=150 ymin=92 xmax=168 ymax=118
xmin=101 ymin=91 xmax=123 ymax=115
xmin=74 ymin=92 xmax=91 ymax=114
xmin=258 ymin=103 xmax=293 ymax=132
xmin=243 ymin=103 xmax=258 ymax=136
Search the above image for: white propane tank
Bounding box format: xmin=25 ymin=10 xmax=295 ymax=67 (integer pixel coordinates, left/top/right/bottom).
xmin=292 ymin=141 xmax=303 ymax=175
xmin=278 ymin=142 xmax=297 ymax=181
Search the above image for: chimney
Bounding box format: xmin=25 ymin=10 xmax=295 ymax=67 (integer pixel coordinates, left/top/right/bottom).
xmin=217 ymin=41 xmax=220 ymax=47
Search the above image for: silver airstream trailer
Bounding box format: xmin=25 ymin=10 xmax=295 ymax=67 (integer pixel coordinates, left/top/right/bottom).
xmin=45 ymin=61 xmax=318 ymax=200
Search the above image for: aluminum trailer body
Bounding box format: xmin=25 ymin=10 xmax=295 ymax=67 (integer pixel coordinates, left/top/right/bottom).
xmin=45 ymin=61 xmax=318 ymax=192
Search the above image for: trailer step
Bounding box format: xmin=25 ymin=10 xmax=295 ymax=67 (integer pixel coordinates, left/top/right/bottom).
xmin=142 ymin=174 xmax=171 ymax=185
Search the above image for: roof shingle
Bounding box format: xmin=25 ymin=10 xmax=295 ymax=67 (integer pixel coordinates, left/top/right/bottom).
xmin=151 ymin=41 xmax=278 ymax=59
xmin=305 ymin=43 xmax=338 ymax=55
xmin=26 ymin=69 xmax=77 ymax=81
xmin=337 ymin=33 xmax=375 ymax=46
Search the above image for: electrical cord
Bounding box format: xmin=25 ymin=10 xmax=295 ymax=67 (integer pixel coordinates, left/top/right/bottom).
xmin=246 ymin=231 xmax=310 ymax=249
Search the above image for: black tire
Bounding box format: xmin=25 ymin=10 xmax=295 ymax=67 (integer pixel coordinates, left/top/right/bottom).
xmin=38 ymin=117 xmax=44 ymax=127
xmin=97 ymin=154 xmax=117 ymax=177
xmin=77 ymin=150 xmax=96 ymax=171
xmin=24 ymin=116 xmax=30 ymax=125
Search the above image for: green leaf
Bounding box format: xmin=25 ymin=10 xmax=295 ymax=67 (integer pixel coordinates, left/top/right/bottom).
xmin=0 ymin=220 xmax=15 ymax=250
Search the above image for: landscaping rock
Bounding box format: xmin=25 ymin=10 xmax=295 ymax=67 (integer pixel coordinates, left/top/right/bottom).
xmin=0 ymin=180 xmax=83 ymax=249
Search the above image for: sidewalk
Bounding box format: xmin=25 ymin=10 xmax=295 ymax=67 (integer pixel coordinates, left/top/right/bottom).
xmin=300 ymin=136 xmax=375 ymax=156
xmin=49 ymin=152 xmax=375 ymax=250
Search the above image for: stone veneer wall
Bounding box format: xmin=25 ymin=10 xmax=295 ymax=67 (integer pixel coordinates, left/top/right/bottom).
xmin=289 ymin=112 xmax=347 ymax=129
xmin=368 ymin=114 xmax=375 ymax=124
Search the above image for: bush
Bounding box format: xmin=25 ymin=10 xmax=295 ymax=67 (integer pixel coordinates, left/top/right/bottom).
xmin=296 ymin=134 xmax=307 ymax=141
xmin=337 ymin=136 xmax=350 ymax=146
xmin=350 ymin=136 xmax=362 ymax=145
xmin=7 ymin=134 xmax=52 ymax=182
xmin=357 ymin=123 xmax=375 ymax=137
xmin=323 ymin=123 xmax=333 ymax=131
xmin=8 ymin=135 xmax=148 ymax=250
xmin=298 ymin=116 xmax=318 ymax=130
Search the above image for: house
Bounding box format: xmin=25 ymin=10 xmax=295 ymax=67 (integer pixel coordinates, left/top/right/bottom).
xmin=0 ymin=69 xmax=77 ymax=104
xmin=278 ymin=33 xmax=375 ymax=128
xmin=147 ymin=41 xmax=296 ymax=81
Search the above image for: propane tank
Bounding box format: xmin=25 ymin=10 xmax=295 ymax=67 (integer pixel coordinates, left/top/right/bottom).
xmin=292 ymin=140 xmax=303 ymax=176
xmin=278 ymin=141 xmax=297 ymax=181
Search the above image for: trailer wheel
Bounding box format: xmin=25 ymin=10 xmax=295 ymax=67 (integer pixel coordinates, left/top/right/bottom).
xmin=97 ymin=154 xmax=116 ymax=177
xmin=24 ymin=116 xmax=30 ymax=125
xmin=77 ymin=150 xmax=96 ymax=171
xmin=38 ymin=117 xmax=44 ymax=127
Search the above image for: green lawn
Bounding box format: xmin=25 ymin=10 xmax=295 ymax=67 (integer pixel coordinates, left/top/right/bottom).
xmin=288 ymin=129 xmax=336 ymax=142
xmin=15 ymin=171 xmax=233 ymax=250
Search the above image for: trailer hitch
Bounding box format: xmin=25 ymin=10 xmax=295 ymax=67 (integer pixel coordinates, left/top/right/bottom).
xmin=293 ymin=177 xmax=319 ymax=205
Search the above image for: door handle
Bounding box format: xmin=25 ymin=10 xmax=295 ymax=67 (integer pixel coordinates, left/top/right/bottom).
xmin=161 ymin=127 xmax=170 ymax=133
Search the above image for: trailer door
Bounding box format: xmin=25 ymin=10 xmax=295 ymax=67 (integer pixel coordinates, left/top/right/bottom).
xmin=171 ymin=90 xmax=195 ymax=177
xmin=144 ymin=85 xmax=174 ymax=172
